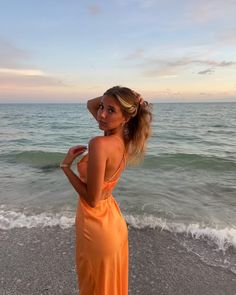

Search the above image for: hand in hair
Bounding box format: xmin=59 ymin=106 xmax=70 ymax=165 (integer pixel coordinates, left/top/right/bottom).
xmin=132 ymin=90 xmax=144 ymax=105
xmin=139 ymin=97 xmax=144 ymax=106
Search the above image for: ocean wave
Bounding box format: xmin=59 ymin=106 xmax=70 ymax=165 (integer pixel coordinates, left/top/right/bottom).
xmin=1 ymin=150 xmax=235 ymax=172
xmin=1 ymin=150 xmax=66 ymax=170
xmin=125 ymin=214 xmax=236 ymax=252
xmin=143 ymin=153 xmax=236 ymax=171
xmin=0 ymin=209 xmax=74 ymax=230
xmin=0 ymin=208 xmax=235 ymax=252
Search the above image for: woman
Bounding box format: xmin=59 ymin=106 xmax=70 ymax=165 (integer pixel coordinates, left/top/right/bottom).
xmin=60 ymin=86 xmax=152 ymax=295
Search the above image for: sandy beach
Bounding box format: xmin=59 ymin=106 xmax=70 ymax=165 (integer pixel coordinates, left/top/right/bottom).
xmin=0 ymin=225 xmax=235 ymax=295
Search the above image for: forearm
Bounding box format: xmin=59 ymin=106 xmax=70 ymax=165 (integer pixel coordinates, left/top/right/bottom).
xmin=87 ymin=96 xmax=102 ymax=120
xmin=61 ymin=166 xmax=91 ymax=205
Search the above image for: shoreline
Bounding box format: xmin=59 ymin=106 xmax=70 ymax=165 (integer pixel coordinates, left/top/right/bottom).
xmin=0 ymin=226 xmax=235 ymax=295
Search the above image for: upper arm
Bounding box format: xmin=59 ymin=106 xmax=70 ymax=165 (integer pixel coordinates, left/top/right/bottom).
xmin=86 ymin=136 xmax=107 ymax=207
xmin=87 ymin=100 xmax=99 ymax=121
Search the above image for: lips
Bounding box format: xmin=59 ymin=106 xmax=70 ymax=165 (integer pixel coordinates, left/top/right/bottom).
xmin=99 ymin=120 xmax=106 ymax=125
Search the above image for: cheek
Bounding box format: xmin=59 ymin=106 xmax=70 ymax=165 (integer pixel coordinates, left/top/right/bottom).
xmin=110 ymin=116 xmax=123 ymax=125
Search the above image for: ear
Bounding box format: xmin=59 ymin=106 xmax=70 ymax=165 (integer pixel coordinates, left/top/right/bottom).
xmin=121 ymin=118 xmax=129 ymax=127
xmin=124 ymin=114 xmax=131 ymax=124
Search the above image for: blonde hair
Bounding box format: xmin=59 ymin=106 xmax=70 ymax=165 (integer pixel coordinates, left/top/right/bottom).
xmin=103 ymin=86 xmax=153 ymax=166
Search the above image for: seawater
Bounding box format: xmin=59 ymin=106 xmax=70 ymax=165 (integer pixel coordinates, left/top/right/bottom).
xmin=0 ymin=102 xmax=236 ymax=259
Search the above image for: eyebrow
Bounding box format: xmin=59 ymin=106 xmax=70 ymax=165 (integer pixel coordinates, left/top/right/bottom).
xmin=100 ymin=102 xmax=116 ymax=109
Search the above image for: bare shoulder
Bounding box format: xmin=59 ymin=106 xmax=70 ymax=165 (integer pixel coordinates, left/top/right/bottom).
xmin=89 ymin=135 xmax=115 ymax=146
xmin=89 ymin=135 xmax=104 ymax=146
xmin=88 ymin=135 xmax=120 ymax=157
xmin=88 ymin=136 xmax=109 ymax=156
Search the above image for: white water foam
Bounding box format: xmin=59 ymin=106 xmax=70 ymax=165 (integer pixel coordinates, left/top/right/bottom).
xmin=125 ymin=214 xmax=236 ymax=251
xmin=0 ymin=208 xmax=235 ymax=251
xmin=0 ymin=209 xmax=75 ymax=230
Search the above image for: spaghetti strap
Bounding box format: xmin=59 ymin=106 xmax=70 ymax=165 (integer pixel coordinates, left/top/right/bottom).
xmin=104 ymin=151 xmax=126 ymax=183
xmin=104 ymin=135 xmax=126 ymax=183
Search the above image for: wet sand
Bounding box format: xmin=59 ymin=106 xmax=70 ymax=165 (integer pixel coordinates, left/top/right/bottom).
xmin=0 ymin=226 xmax=235 ymax=295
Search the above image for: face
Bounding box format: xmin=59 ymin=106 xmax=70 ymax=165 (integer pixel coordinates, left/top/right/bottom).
xmin=97 ymin=95 xmax=127 ymax=133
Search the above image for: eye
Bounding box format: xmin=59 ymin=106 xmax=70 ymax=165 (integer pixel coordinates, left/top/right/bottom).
xmin=98 ymin=103 xmax=103 ymax=109
xmin=108 ymin=108 xmax=114 ymax=113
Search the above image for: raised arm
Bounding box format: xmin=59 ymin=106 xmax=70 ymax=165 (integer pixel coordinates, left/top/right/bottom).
xmin=87 ymin=96 xmax=102 ymax=121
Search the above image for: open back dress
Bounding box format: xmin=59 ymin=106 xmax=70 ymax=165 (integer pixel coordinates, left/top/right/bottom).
xmin=75 ymin=143 xmax=128 ymax=295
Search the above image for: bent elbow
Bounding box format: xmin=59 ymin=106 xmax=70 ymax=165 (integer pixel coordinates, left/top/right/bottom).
xmin=87 ymin=100 xmax=90 ymax=110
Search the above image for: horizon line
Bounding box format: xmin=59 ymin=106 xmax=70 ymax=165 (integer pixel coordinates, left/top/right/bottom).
xmin=0 ymin=101 xmax=236 ymax=104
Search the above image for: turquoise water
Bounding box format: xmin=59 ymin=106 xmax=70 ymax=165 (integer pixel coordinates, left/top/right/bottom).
xmin=0 ymin=102 xmax=236 ymax=253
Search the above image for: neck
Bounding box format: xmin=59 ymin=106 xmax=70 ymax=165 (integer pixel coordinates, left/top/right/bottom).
xmin=104 ymin=128 xmax=123 ymax=138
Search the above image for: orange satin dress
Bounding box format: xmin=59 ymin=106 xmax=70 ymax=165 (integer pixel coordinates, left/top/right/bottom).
xmin=75 ymin=149 xmax=128 ymax=295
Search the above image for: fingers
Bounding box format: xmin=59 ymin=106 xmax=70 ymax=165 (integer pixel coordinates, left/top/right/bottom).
xmin=139 ymin=97 xmax=144 ymax=105
xmin=70 ymin=145 xmax=87 ymax=155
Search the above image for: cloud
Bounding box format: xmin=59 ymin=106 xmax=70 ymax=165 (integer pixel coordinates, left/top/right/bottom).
xmin=87 ymin=4 xmax=101 ymax=15
xmin=0 ymin=38 xmax=68 ymax=90
xmin=0 ymin=73 xmax=66 ymax=88
xmin=0 ymin=68 xmax=45 ymax=76
xmin=198 ymin=68 xmax=214 ymax=75
xmin=193 ymin=60 xmax=236 ymax=67
xmin=194 ymin=60 xmax=235 ymax=75
xmin=142 ymin=68 xmax=178 ymax=78
xmin=139 ymin=57 xmax=191 ymax=77
xmin=125 ymin=50 xmax=236 ymax=77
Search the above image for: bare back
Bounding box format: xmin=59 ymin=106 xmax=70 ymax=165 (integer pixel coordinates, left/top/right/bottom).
xmin=102 ymin=135 xmax=126 ymax=182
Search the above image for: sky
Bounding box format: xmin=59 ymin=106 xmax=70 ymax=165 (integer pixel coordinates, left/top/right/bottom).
xmin=0 ymin=0 xmax=236 ymax=103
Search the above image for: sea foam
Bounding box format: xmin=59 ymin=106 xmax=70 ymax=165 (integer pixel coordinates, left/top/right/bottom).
xmin=0 ymin=209 xmax=74 ymax=230
xmin=0 ymin=208 xmax=235 ymax=252
xmin=125 ymin=214 xmax=236 ymax=251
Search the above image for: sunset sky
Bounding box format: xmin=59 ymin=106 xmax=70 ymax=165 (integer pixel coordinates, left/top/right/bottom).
xmin=0 ymin=0 xmax=236 ymax=103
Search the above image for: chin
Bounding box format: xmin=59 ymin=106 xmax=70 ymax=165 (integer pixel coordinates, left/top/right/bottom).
xmin=98 ymin=123 xmax=107 ymax=131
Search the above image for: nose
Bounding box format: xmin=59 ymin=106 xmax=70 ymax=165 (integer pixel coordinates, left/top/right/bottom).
xmin=100 ymin=109 xmax=107 ymax=119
